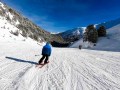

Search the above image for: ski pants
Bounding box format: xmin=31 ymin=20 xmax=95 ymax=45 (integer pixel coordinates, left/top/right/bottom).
xmin=39 ymin=54 xmax=49 ymax=64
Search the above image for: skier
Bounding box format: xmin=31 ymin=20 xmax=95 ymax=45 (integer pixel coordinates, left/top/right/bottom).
xmin=79 ymin=45 xmax=82 ymax=49
xmin=38 ymin=42 xmax=52 ymax=65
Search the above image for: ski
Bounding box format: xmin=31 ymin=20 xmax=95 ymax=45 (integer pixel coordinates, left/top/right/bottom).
xmin=36 ymin=61 xmax=49 ymax=68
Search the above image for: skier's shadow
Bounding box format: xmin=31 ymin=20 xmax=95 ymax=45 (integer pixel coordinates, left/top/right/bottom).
xmin=5 ymin=56 xmax=38 ymax=65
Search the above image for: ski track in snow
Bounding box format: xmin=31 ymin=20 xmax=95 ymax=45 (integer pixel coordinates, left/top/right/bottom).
xmin=0 ymin=2 xmax=120 ymax=89
xmin=0 ymin=40 xmax=120 ymax=90
xmin=1 ymin=2 xmax=120 ymax=89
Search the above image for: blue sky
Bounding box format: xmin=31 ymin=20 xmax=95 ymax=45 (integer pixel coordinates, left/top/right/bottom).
xmin=3 ymin=0 xmax=120 ymax=33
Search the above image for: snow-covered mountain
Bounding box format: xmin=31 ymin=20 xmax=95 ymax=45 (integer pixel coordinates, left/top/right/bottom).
xmin=0 ymin=2 xmax=65 ymax=44
xmin=60 ymin=18 xmax=120 ymax=43
xmin=0 ymin=2 xmax=43 ymax=42
xmin=59 ymin=27 xmax=85 ymax=42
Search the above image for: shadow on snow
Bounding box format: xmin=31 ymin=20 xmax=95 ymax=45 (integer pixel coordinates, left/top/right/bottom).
xmin=5 ymin=56 xmax=38 ymax=65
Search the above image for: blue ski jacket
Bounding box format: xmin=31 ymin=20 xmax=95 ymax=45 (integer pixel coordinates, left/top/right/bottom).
xmin=42 ymin=42 xmax=52 ymax=56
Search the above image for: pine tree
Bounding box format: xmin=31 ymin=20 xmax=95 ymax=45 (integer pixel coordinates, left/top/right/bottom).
xmin=83 ymin=25 xmax=98 ymax=43
xmin=83 ymin=29 xmax=88 ymax=42
xmin=97 ymin=26 xmax=106 ymax=37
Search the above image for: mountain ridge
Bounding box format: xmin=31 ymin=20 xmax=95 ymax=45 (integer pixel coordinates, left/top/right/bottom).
xmin=0 ymin=1 xmax=65 ymax=45
xmin=59 ymin=17 xmax=120 ymax=43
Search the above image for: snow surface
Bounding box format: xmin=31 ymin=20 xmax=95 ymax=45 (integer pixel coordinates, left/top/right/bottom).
xmin=1 ymin=2 xmax=120 ymax=89
xmin=0 ymin=16 xmax=120 ymax=90
xmin=0 ymin=2 xmax=20 ymax=26
xmin=0 ymin=2 xmax=5 ymax=9
xmin=0 ymin=35 xmax=120 ymax=90
xmin=0 ymin=16 xmax=24 ymax=41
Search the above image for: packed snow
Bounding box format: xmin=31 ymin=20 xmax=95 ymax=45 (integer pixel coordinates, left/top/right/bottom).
xmin=0 ymin=35 xmax=120 ymax=90
xmin=0 ymin=16 xmax=120 ymax=90
xmin=1 ymin=2 xmax=120 ymax=89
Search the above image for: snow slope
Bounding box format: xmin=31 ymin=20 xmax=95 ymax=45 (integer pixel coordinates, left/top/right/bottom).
xmin=92 ymin=24 xmax=120 ymax=51
xmin=70 ymin=24 xmax=120 ymax=52
xmin=0 ymin=2 xmax=20 ymax=26
xmin=0 ymin=36 xmax=120 ymax=90
xmin=1 ymin=2 xmax=120 ymax=89
xmin=0 ymin=19 xmax=120 ymax=90
xmin=0 ymin=10 xmax=40 ymax=43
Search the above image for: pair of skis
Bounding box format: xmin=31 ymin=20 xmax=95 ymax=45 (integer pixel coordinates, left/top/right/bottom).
xmin=36 ymin=61 xmax=49 ymax=68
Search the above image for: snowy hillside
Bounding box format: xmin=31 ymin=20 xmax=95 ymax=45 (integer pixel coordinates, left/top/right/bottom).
xmin=0 ymin=2 xmax=41 ymax=46
xmin=0 ymin=14 xmax=120 ymax=89
xmin=0 ymin=2 xmax=65 ymax=43
xmin=0 ymin=2 xmax=20 ymax=26
xmin=1 ymin=28 xmax=120 ymax=90
xmin=93 ymin=24 xmax=120 ymax=51
xmin=0 ymin=15 xmax=22 ymax=41
xmin=0 ymin=13 xmax=36 ymax=43
xmin=70 ymin=24 xmax=120 ymax=52
xmin=0 ymin=2 xmax=42 ymax=42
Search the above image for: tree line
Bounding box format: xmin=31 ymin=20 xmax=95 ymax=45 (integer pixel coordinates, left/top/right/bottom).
xmin=83 ymin=25 xmax=106 ymax=43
